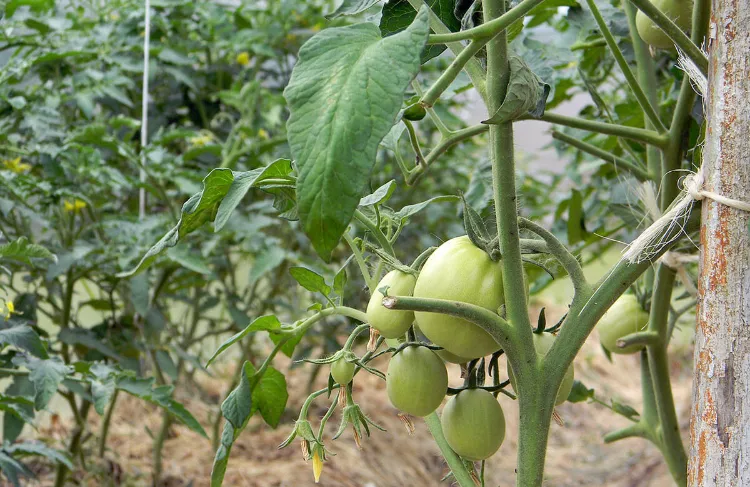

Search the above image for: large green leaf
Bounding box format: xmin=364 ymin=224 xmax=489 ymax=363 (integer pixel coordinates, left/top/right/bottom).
xmin=284 ymin=8 xmax=429 ymax=260
xmin=24 ymin=358 xmax=72 ymax=410
xmin=380 ymin=0 xmax=460 ymax=62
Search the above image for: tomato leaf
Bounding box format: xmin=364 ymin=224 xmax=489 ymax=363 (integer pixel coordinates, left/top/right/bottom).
xmin=21 ymin=357 xmax=72 ymax=410
xmin=359 ymin=180 xmax=397 ymax=207
xmin=0 ymin=325 xmax=48 ymax=359
xmin=327 ymin=0 xmax=383 ymax=18
xmin=284 ymin=8 xmax=429 ymax=260
xmin=289 ymin=267 xmax=331 ymax=297
xmin=380 ymin=0 xmax=459 ymax=62
xmin=119 ymin=160 xmax=290 ymax=277
xmin=482 ymin=57 xmax=550 ymax=125
xmin=252 ymin=366 xmax=288 ymax=428
xmin=0 ymin=237 xmax=56 ymax=267
xmin=206 ymin=315 xmax=282 ymax=368
xmin=566 ymin=380 xmax=595 ymax=403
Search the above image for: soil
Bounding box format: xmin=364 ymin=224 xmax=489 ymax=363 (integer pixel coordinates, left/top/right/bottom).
xmin=15 ymin=302 xmax=695 ymax=487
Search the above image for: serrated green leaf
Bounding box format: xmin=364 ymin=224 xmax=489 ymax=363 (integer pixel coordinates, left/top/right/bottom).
xmin=483 ymin=57 xmax=550 ymax=124
xmin=24 ymin=358 xmax=72 ymax=410
xmin=0 ymin=237 xmax=56 ymax=267
xmin=0 ymin=325 xmax=48 ymax=359
xmin=205 ymin=315 xmax=281 ymax=368
xmin=284 ymin=8 xmax=429 ymax=260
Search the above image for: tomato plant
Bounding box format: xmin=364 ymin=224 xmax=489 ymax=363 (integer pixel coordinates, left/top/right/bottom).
xmin=0 ymin=0 xmax=719 ymax=484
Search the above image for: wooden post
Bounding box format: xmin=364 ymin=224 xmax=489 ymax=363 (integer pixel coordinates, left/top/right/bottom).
xmin=688 ymin=0 xmax=750 ymax=485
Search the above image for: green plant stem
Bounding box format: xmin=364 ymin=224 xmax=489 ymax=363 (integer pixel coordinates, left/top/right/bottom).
xmin=54 ymin=400 xmax=91 ymax=487
xmin=627 ymin=0 xmax=708 ymax=75
xmin=624 ymin=0 xmax=661 ymax=181
xmin=353 ymin=209 xmax=395 ymax=257
xmin=517 ymin=217 xmax=590 ymax=301
xmin=98 ymin=390 xmax=119 ymax=457
xmin=403 ymin=119 xmax=426 ymax=166
xmin=421 ymin=39 xmax=485 ymax=107
xmin=343 ymin=232 xmax=375 ymax=292
xmin=153 ymin=411 xmax=172 ymax=486
xmin=428 ymin=0 xmax=546 ymax=44
xmin=382 ymin=295 xmax=512 ymax=348
xmin=526 ymin=112 xmax=669 ymax=148
xmin=585 ymin=0 xmax=667 ymax=133
xmin=412 ymin=80 xmax=451 ymax=135
xmin=405 ymin=0 xmax=487 ymax=101
xmin=647 ymin=266 xmax=687 ymax=486
xmin=617 ymin=330 xmax=660 ymax=348
xmin=551 ymin=131 xmax=652 ymax=181
xmin=408 ymin=124 xmax=488 ymax=184
xmin=424 ymin=412 xmax=476 ymax=487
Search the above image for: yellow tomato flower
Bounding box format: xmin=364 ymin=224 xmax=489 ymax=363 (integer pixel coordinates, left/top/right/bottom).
xmin=236 ymin=52 xmax=251 ymax=66
xmin=2 ymin=157 xmax=31 ymax=174
xmin=312 ymin=448 xmax=323 ymax=483
xmin=257 ymin=128 xmax=270 ymax=140
xmin=189 ymin=132 xmax=214 ymax=147
xmin=3 ymin=300 xmax=15 ymax=320
xmin=311 ymin=22 xmax=323 ymax=33
xmin=63 ymin=199 xmax=87 ymax=213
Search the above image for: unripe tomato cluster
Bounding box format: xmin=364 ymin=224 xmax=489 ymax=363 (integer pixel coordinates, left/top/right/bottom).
xmin=358 ymin=235 xmax=573 ymax=461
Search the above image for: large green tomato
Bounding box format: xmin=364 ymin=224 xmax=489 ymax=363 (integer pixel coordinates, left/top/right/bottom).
xmin=367 ymin=270 xmax=417 ymax=339
xmin=330 ymin=357 xmax=355 ymax=385
xmin=413 ymin=236 xmax=503 ymax=359
xmin=598 ymin=294 xmax=650 ymax=354
xmin=508 ymin=332 xmax=574 ymax=406
xmin=635 ymin=0 xmax=693 ymax=49
xmin=435 ymin=348 xmax=471 ymax=364
xmin=386 ymin=346 xmax=448 ymax=417
xmin=441 ymin=388 xmax=506 ymax=461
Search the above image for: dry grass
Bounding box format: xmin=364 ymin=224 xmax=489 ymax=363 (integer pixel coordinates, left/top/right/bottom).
xmin=18 ymin=303 xmax=695 ymax=487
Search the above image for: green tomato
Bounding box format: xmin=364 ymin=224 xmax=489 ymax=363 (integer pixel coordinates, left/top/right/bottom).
xmin=385 ymin=337 xmax=404 ymax=349
xmin=403 ymin=103 xmax=427 ymax=121
xmin=435 ymin=348 xmax=471 ymax=364
xmin=386 ymin=346 xmax=448 ymax=417
xmin=441 ymin=388 xmax=506 ymax=461
xmin=366 ymin=270 xmax=417 ymax=339
xmin=635 ymin=0 xmax=693 ymax=49
xmin=598 ymin=294 xmax=650 ymax=354
xmin=330 ymin=357 xmax=355 ymax=385
xmin=414 ymin=236 xmax=504 ymax=359
xmin=507 ymin=332 xmax=575 ymax=406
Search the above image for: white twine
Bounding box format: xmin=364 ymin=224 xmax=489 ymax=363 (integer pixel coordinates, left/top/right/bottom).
xmin=139 ymin=0 xmax=152 ymax=220
xmin=623 ymin=169 xmax=750 ymax=264
xmin=622 ymin=45 xmax=750 ymax=264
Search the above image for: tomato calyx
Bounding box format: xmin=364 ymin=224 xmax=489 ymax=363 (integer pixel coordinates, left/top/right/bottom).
xmin=332 ymin=385 xmax=386 ymax=448
xmin=460 ymin=193 xmax=501 ymax=262
xmin=534 ymin=307 xmax=565 ymax=334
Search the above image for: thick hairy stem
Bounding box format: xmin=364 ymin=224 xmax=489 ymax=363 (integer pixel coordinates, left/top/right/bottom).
xmin=424 ymin=413 xmax=476 ymax=487
xmin=515 ymin=381 xmax=555 ymax=487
